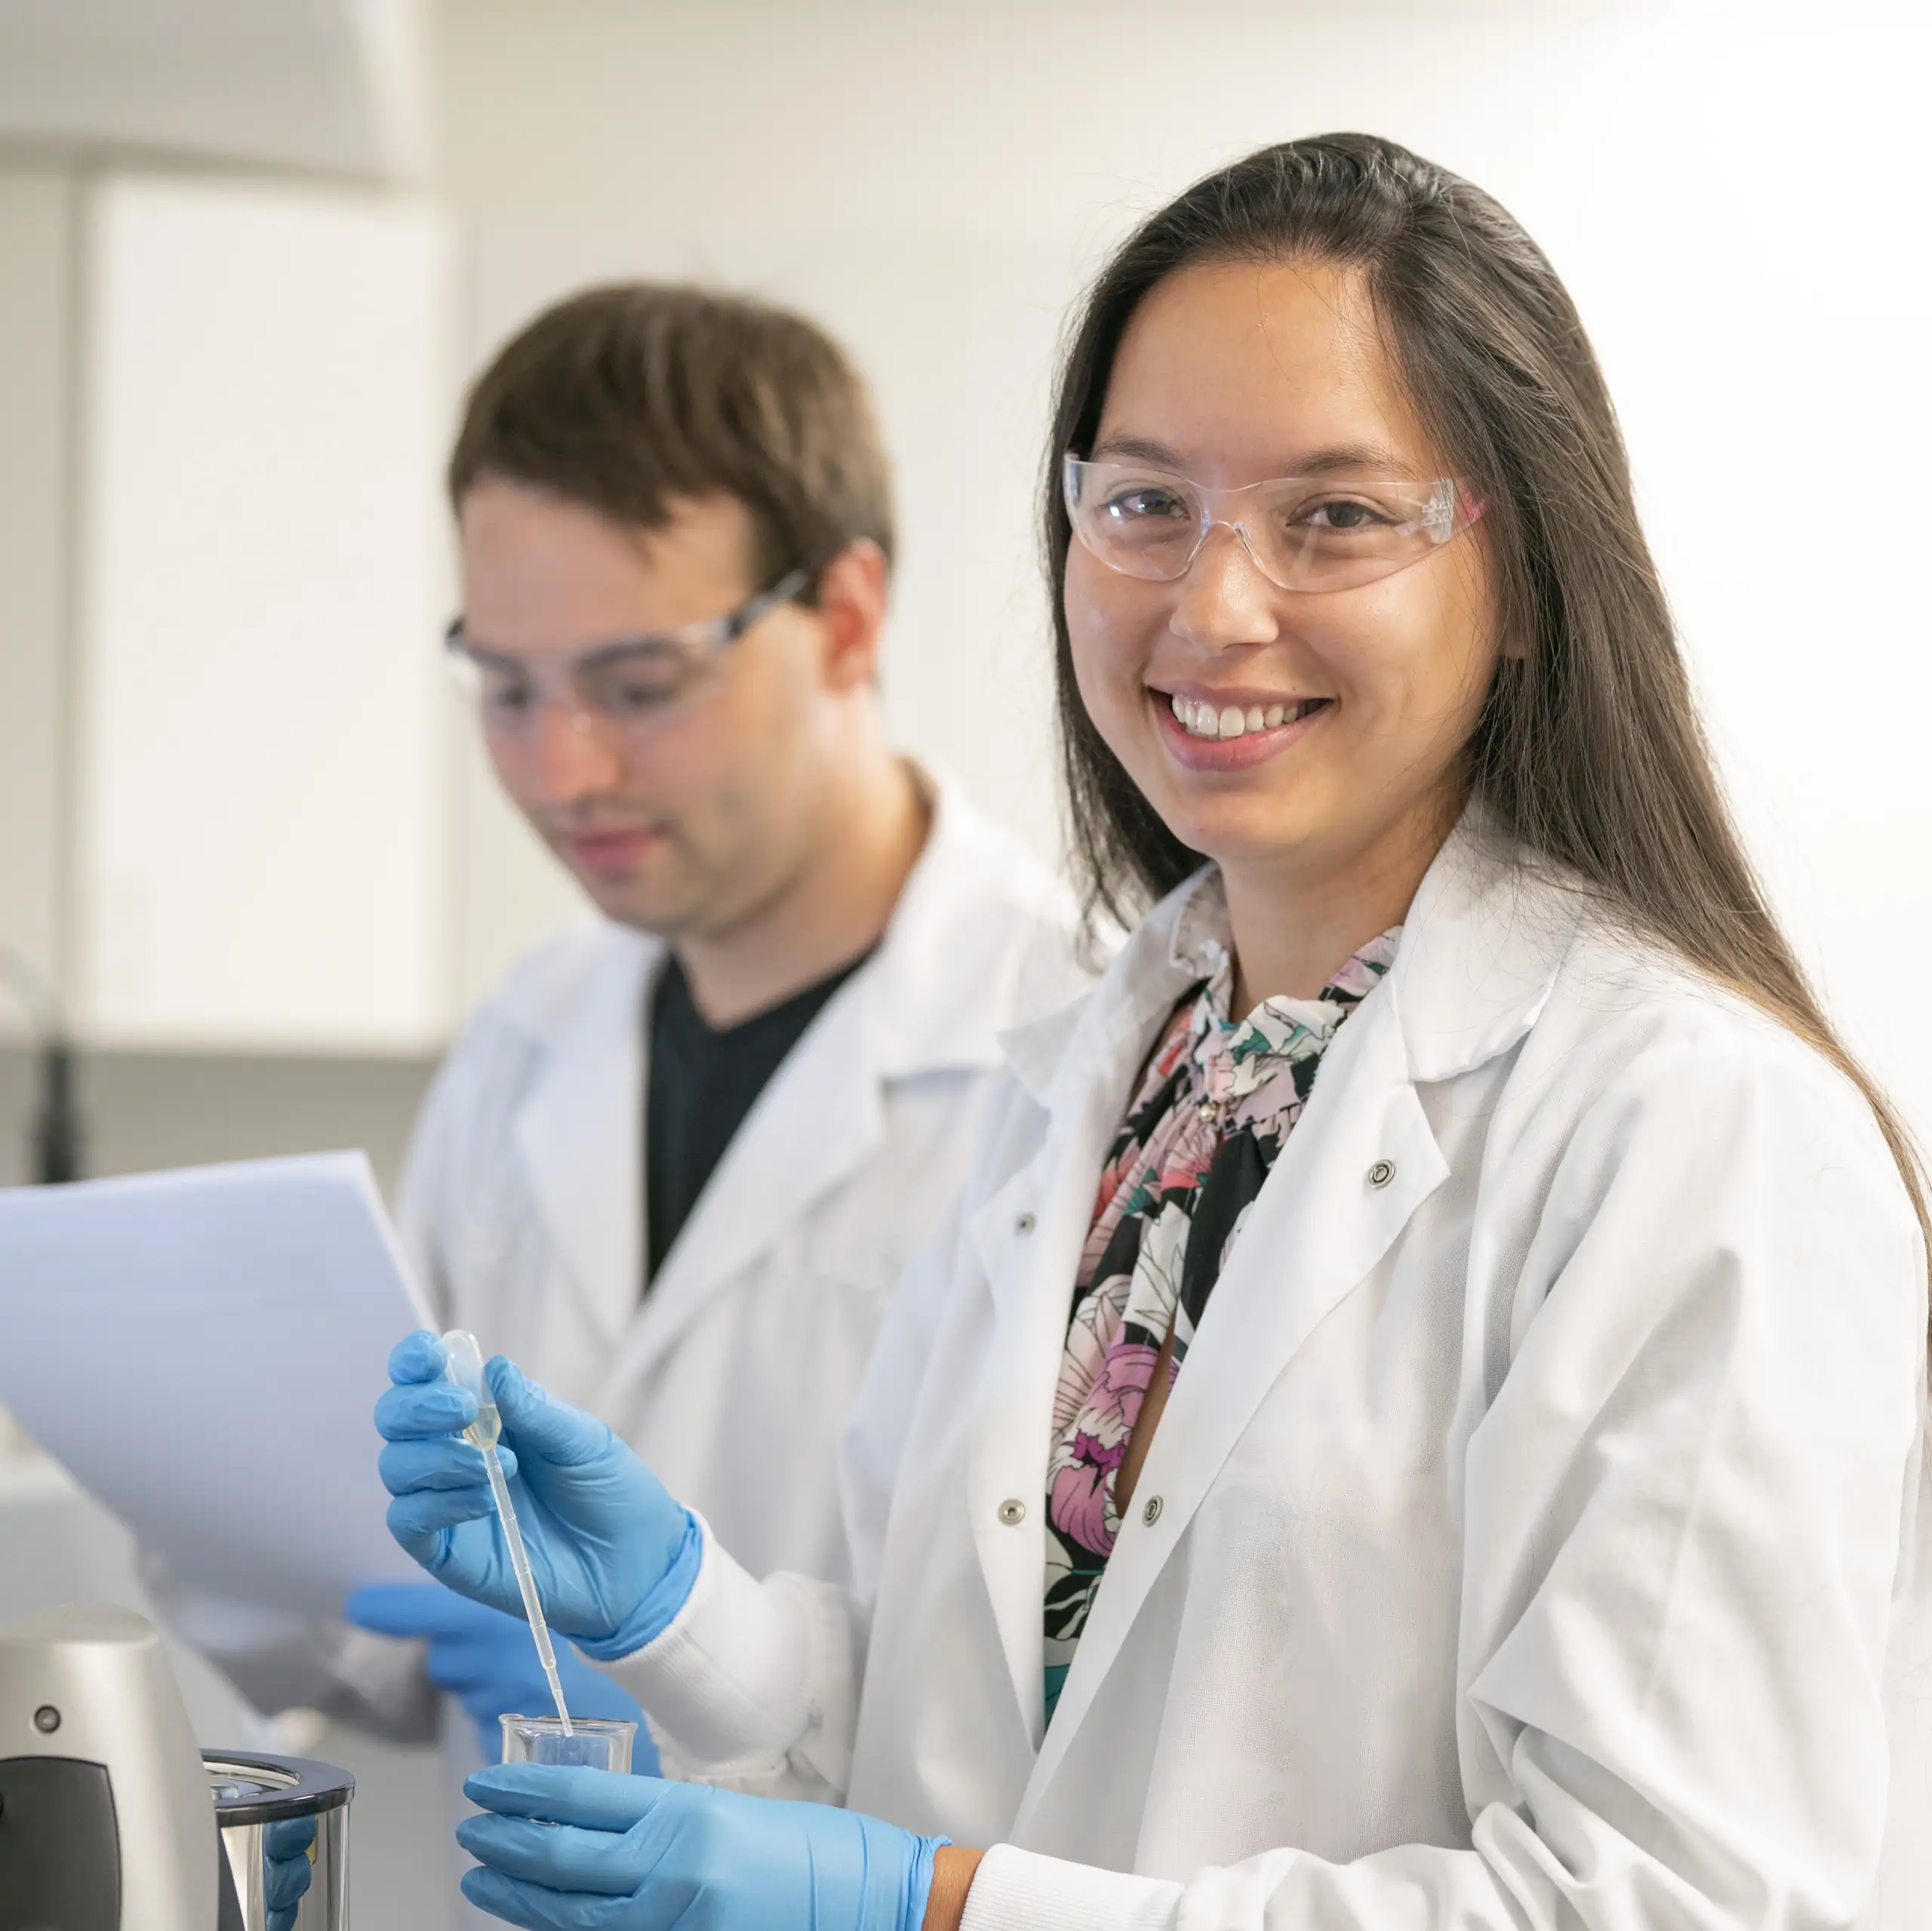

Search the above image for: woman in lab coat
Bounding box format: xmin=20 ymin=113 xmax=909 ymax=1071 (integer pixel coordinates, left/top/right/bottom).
xmin=377 ymin=134 xmax=1932 ymax=1931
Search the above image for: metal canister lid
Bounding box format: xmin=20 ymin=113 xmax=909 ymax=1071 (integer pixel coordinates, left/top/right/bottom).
xmin=202 ymin=1751 xmax=354 ymax=1826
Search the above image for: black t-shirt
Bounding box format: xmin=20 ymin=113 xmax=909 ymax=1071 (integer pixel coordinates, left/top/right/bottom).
xmin=644 ymin=947 xmax=875 ymax=1284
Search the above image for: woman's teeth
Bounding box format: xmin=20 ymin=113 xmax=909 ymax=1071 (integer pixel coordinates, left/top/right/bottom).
xmin=1167 ymin=694 xmax=1315 ymax=740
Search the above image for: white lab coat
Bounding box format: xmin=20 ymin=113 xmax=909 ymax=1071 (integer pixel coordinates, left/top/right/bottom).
xmin=149 ymin=770 xmax=1089 ymax=1733
xmin=608 ymin=814 xmax=1932 ymax=1931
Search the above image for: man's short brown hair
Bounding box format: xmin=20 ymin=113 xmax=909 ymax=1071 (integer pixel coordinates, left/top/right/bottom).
xmin=449 ymin=283 xmax=895 ymax=589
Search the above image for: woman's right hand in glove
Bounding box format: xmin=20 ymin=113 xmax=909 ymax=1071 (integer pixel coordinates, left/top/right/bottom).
xmin=374 ymin=1331 xmax=702 ymax=1659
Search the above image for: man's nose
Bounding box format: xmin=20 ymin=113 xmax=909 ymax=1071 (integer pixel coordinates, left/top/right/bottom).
xmin=1168 ymin=522 xmax=1281 ymax=650
xmin=519 ymin=698 xmax=629 ymax=802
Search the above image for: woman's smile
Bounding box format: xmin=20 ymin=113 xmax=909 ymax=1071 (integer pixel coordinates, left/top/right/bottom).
xmin=1150 ymin=685 xmax=1334 ymax=771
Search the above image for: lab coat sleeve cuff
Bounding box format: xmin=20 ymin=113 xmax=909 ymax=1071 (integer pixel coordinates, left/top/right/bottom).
xmin=960 ymin=1847 xmax=1182 ymax=1931
xmin=572 ymin=1509 xmax=704 ymax=1660
xmin=592 ymin=1511 xmax=852 ymax=1790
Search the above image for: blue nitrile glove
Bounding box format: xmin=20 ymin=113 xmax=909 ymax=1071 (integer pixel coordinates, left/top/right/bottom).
xmin=263 ymin=1816 xmax=315 ymax=1931
xmin=457 ymin=1763 xmax=948 ymax=1931
xmin=374 ymin=1330 xmax=700 ymax=1658
xmin=344 ymin=1582 xmax=658 ymax=1768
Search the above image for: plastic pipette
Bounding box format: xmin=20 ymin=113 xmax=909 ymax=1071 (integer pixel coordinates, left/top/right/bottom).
xmin=441 ymin=1329 xmax=573 ymax=1734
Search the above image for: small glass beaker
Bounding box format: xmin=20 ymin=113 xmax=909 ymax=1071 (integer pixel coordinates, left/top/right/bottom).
xmin=500 ymin=1714 xmax=636 ymax=1773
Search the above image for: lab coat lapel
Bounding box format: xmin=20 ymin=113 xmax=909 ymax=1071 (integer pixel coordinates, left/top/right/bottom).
xmin=963 ymin=927 xmax=1204 ymax=1751
xmin=602 ymin=769 xmax=1020 ymax=1391
xmin=609 ymin=976 xmax=884 ymax=1389
xmin=511 ymin=930 xmax=657 ymax=1345
xmin=1017 ymin=976 xmax=1447 ymax=1812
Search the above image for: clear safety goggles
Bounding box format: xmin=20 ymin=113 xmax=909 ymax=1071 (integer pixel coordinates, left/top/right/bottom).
xmin=445 ymin=566 xmax=813 ymax=738
xmin=1063 ymin=455 xmax=1481 ymax=595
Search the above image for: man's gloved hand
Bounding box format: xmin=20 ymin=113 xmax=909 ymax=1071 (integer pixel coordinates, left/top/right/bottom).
xmin=456 ymin=1764 xmax=948 ymax=1931
xmin=263 ymin=1816 xmax=315 ymax=1931
xmin=374 ymin=1331 xmax=700 ymax=1657
xmin=343 ymin=1582 xmax=659 ymax=1769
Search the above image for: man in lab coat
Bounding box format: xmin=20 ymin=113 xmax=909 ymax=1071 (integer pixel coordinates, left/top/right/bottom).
xmin=157 ymin=285 xmax=1085 ymax=1787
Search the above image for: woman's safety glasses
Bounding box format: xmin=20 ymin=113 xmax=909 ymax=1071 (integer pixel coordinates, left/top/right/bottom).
xmin=445 ymin=565 xmax=813 ymax=739
xmin=1063 ymin=455 xmax=1480 ymax=595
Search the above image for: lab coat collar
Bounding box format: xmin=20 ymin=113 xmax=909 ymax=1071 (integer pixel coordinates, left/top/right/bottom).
xmin=859 ymin=762 xmax=1073 ymax=1083
xmin=1000 ymin=805 xmax=1578 ymax=1113
xmin=995 ymin=881 xmax=1202 ymax=1126
xmin=510 ymin=766 xmax=1051 ymax=1353
xmin=601 ymin=766 xmax=1066 ymax=1382
xmin=1383 ymin=809 xmax=1578 ymax=1084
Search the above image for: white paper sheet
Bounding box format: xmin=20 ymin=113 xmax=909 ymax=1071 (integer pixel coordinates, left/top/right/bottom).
xmin=0 ymin=1152 xmax=430 ymax=1617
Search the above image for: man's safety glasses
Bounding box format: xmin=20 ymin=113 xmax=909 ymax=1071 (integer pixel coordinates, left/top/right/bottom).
xmin=445 ymin=566 xmax=814 ymax=737
xmin=1063 ymin=456 xmax=1481 ymax=595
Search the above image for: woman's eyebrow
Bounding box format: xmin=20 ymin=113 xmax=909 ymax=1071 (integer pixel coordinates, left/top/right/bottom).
xmin=1085 ymin=434 xmax=1421 ymax=478
xmin=1291 ymin=442 xmax=1415 ymax=478
xmin=1088 ymin=432 xmax=1186 ymax=466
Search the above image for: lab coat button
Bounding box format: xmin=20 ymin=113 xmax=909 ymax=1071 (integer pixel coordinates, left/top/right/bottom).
xmin=1366 ymin=1159 xmax=1395 ymax=1188
xmin=997 ymin=1498 xmax=1026 ymax=1526
xmin=1014 ymin=1212 xmax=1036 ymax=1235
xmin=1142 ymin=1495 xmax=1163 ymax=1527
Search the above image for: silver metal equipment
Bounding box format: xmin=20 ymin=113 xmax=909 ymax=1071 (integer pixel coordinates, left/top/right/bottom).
xmin=1 ymin=1602 xmax=217 ymax=1929
xmin=207 ymin=1750 xmax=353 ymax=1929
xmin=0 ymin=1602 xmax=355 ymax=1929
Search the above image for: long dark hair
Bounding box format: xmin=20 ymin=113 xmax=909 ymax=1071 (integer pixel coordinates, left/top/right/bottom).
xmin=1044 ymin=132 xmax=1930 ymax=1285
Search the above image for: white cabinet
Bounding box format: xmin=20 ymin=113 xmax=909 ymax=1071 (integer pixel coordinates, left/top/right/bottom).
xmin=0 ymin=167 xmax=457 ymax=1053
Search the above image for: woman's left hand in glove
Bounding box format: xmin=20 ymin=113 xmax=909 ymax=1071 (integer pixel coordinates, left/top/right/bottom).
xmin=457 ymin=1763 xmax=949 ymax=1931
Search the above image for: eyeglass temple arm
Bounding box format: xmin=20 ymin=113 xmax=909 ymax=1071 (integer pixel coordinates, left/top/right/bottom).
xmin=722 ymin=564 xmax=815 ymax=641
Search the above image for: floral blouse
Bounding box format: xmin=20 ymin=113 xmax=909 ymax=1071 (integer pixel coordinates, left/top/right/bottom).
xmin=1042 ymin=903 xmax=1401 ymax=1721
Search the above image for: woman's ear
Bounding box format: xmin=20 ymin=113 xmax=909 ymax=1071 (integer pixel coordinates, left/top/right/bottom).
xmin=1461 ymin=519 xmax=1524 ymax=662
xmin=812 ymin=540 xmax=891 ymax=692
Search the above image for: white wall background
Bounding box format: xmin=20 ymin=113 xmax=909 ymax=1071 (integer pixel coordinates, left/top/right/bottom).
xmin=431 ymin=0 xmax=1932 ymax=1140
